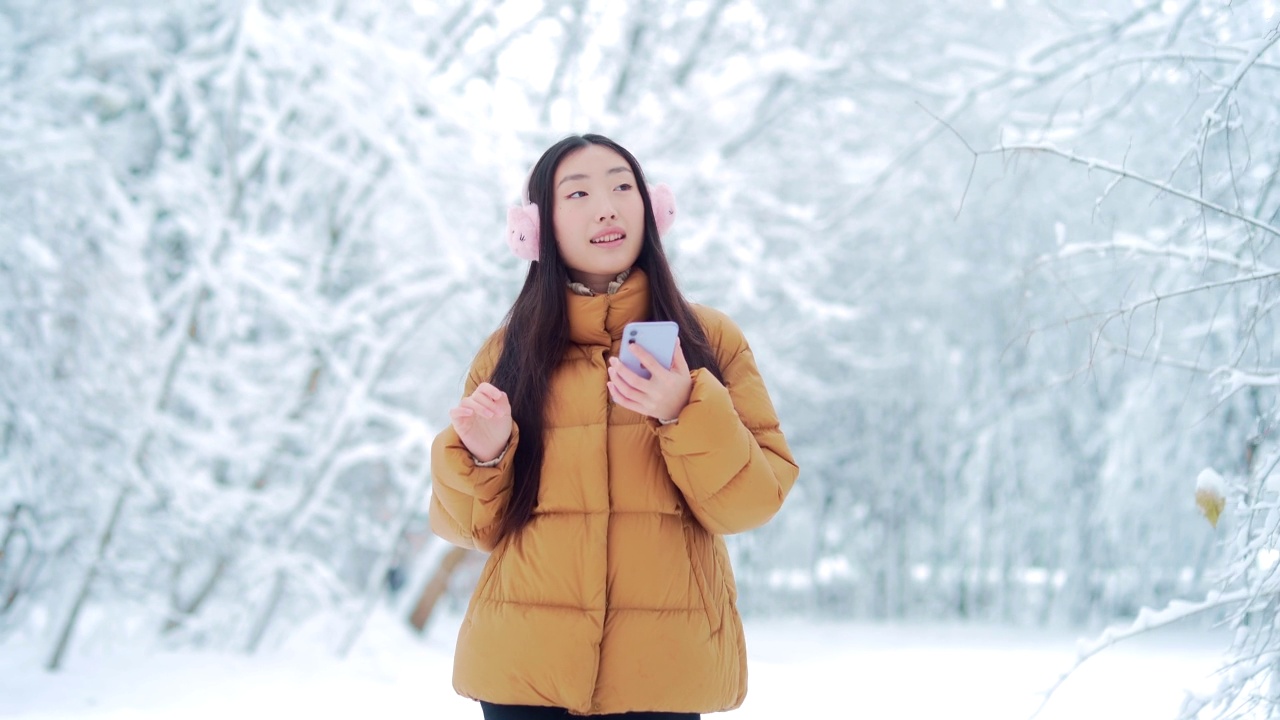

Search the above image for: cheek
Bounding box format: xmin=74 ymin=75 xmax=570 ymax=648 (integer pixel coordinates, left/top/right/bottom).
xmin=552 ymin=202 xmax=575 ymax=245
xmin=630 ymin=194 xmax=646 ymax=219
xmin=630 ymin=197 xmax=648 ymax=237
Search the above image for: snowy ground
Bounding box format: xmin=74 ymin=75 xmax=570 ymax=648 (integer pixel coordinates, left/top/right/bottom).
xmin=2 ymin=612 xmax=1226 ymax=720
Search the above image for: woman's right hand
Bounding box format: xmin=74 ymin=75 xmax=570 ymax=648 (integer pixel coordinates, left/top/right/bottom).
xmin=448 ymin=382 xmax=513 ymax=463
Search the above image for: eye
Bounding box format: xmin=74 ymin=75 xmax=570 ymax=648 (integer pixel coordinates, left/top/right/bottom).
xmin=567 ymin=190 xmax=587 ymax=199
xmin=615 ymin=182 xmax=634 ymax=192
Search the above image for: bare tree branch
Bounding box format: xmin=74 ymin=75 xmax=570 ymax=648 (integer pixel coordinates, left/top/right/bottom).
xmin=989 ymin=142 xmax=1280 ymax=239
xmin=1055 ymin=237 xmax=1275 ymax=275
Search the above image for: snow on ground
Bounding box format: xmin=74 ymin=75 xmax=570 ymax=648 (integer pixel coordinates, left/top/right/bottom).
xmin=1 ymin=612 xmax=1226 ymax=720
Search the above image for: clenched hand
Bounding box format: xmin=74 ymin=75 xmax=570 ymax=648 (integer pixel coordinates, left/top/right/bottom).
xmin=448 ymin=382 xmax=512 ymax=463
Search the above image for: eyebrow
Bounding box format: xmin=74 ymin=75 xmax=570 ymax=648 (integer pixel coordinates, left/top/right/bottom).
xmin=557 ymin=166 xmax=634 ymax=188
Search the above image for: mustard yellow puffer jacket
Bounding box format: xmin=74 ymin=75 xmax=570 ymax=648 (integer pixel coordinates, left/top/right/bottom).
xmin=429 ymin=268 xmax=798 ymax=715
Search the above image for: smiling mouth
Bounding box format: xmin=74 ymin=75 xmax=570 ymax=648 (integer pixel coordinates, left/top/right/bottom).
xmin=591 ymin=233 xmax=624 ymax=244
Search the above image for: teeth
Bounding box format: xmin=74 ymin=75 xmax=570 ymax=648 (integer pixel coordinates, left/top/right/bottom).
xmin=591 ymin=233 xmax=623 ymax=244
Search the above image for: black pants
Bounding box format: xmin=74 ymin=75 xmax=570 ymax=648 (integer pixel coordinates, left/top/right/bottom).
xmin=480 ymin=701 xmax=699 ymax=720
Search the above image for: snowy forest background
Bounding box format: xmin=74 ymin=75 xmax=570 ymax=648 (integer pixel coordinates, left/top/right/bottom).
xmin=3 ymin=0 xmax=1279 ymax=715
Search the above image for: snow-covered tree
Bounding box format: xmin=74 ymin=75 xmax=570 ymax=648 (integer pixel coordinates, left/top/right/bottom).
xmin=4 ymin=0 xmax=1269 ymax=679
xmin=964 ymin=1 xmax=1280 ymax=715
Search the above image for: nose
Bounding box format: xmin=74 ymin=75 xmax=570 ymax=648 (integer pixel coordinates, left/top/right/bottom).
xmin=595 ymin=197 xmax=617 ymax=222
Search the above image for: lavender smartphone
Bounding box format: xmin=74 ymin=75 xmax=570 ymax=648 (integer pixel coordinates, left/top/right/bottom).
xmin=618 ymin=321 xmax=679 ymax=380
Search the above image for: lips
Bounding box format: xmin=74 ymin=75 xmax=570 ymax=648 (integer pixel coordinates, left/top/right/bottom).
xmin=591 ymin=226 xmax=626 ymax=245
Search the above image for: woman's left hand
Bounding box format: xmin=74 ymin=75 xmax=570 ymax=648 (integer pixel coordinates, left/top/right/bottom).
xmin=608 ymin=339 xmax=693 ymax=422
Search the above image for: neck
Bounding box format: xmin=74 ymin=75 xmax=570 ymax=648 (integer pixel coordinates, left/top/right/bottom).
xmin=569 ymin=269 xmax=619 ymax=295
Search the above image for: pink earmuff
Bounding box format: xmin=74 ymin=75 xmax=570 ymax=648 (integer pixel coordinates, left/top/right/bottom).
xmin=506 ymin=204 xmax=540 ymax=262
xmin=650 ymin=183 xmax=676 ymax=237
xmin=505 ymin=183 xmax=677 ymax=262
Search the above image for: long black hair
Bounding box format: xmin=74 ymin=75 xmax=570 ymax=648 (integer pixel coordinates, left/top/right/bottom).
xmin=489 ymin=134 xmax=724 ymax=542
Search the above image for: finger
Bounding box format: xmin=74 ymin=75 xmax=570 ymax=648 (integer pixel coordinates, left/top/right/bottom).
xmin=480 ymin=390 xmax=511 ymax=415
xmin=469 ymin=388 xmax=509 ymax=416
xmin=671 ymin=339 xmax=689 ymax=374
xmin=448 ymin=407 xmax=474 ymax=421
xmin=464 ymin=392 xmax=497 ymax=412
xmin=473 ymin=383 xmax=508 ymax=406
xmin=609 ymin=364 xmax=649 ymax=396
xmin=606 ymin=371 xmax=640 ymax=399
xmin=607 ymin=382 xmax=633 ymax=410
xmin=460 ymin=396 xmax=495 ymax=419
xmin=610 ymin=356 xmax=652 ymax=389
xmin=626 ymin=341 xmax=666 ymax=373
xmin=608 ymin=378 xmax=641 ymax=406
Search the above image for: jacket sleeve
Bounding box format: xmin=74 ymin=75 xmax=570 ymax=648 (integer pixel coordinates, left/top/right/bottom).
xmin=656 ymin=314 xmax=799 ymax=535
xmin=428 ymin=333 xmax=516 ymax=553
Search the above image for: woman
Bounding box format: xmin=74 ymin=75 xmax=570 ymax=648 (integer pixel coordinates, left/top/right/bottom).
xmin=430 ymin=134 xmax=798 ymax=719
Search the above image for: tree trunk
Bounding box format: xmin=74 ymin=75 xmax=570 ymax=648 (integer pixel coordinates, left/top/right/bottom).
xmin=1 ymin=503 xmax=34 ymax=614
xmin=46 ymin=485 xmax=130 ymax=671
xmin=337 ymin=475 xmax=432 ymax=658
xmin=163 ymin=555 xmax=228 ymax=635
xmin=244 ymin=570 xmax=285 ymax=654
xmin=408 ymin=546 xmax=473 ymax=633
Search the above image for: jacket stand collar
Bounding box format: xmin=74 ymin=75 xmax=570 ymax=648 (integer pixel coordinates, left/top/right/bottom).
xmin=566 ymin=267 xmax=650 ymax=347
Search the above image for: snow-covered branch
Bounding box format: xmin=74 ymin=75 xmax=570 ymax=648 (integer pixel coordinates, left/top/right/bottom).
xmin=990 ymin=142 xmax=1280 ymax=240
xmin=1033 ymin=590 xmax=1251 ymax=718
xmin=1056 ymin=236 xmax=1274 ymax=275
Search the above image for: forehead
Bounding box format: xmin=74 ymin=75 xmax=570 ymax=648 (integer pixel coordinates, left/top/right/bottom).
xmin=554 ymin=144 xmax=633 ymax=183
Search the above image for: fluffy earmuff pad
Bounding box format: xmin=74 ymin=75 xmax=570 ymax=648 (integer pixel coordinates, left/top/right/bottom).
xmin=506 ymin=203 xmax=540 ymax=262
xmin=650 ymin=183 xmax=676 ymax=237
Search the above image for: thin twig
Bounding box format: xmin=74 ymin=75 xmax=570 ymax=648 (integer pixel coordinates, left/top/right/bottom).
xmin=988 ymin=143 xmax=1280 ymax=239
xmin=915 ymin=101 xmax=979 ymax=219
xmin=1011 ymin=268 xmax=1280 ymax=356
xmin=1053 ymin=238 xmax=1273 ymax=275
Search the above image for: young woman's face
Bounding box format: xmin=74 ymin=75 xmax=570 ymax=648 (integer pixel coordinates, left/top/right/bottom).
xmin=551 ymin=144 xmax=646 ymax=290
